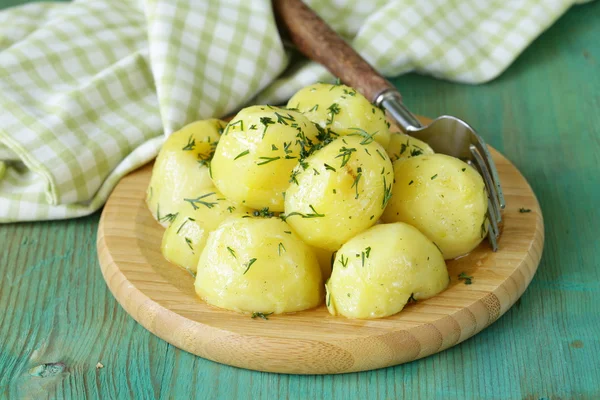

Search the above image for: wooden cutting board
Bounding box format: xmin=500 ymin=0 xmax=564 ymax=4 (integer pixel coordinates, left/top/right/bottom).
xmin=97 ymin=129 xmax=543 ymax=375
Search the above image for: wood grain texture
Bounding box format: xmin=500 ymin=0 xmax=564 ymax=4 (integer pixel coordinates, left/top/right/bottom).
xmin=96 ymin=136 xmax=544 ymax=374
xmin=1 ymin=0 xmax=600 ymax=397
xmin=273 ymin=0 xmax=395 ymax=102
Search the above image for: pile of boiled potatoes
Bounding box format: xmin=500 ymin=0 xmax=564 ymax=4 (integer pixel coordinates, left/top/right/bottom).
xmin=146 ymin=82 xmax=488 ymax=319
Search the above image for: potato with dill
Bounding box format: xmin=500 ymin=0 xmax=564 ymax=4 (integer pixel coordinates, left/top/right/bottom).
xmin=147 ymin=119 xmax=226 ymax=227
xmin=326 ymin=222 xmax=448 ymax=319
xmin=386 ymin=133 xmax=434 ymax=162
xmin=195 ymin=216 xmax=323 ymax=314
xmin=211 ymin=106 xmax=319 ymax=211
xmin=287 ymin=83 xmax=391 ymax=149
xmin=284 ymin=135 xmax=394 ymax=251
xmin=382 ymin=154 xmax=488 ymax=259
xmin=161 ymin=187 xmax=252 ymax=272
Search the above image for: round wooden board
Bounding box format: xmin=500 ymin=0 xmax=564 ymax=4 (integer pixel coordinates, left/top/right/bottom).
xmin=97 ymin=137 xmax=544 ymax=374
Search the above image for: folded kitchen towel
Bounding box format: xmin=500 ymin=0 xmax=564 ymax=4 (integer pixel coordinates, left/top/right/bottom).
xmin=0 ymin=0 xmax=590 ymax=222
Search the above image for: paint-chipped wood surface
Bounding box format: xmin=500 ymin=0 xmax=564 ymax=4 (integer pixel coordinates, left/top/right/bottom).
xmin=1 ymin=0 xmax=600 ymax=397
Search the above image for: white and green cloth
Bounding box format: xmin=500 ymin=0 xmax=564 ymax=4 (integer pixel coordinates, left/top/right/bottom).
xmin=0 ymin=0 xmax=589 ymax=222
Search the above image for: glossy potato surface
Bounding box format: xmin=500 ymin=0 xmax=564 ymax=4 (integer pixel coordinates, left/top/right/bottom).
xmin=195 ymin=217 xmax=323 ymax=314
xmin=284 ymin=135 xmax=393 ymax=251
xmin=382 ymin=154 xmax=488 ymax=259
xmin=326 ymin=223 xmax=448 ymax=319
xmin=161 ymin=187 xmax=251 ymax=272
xmin=287 ymin=83 xmax=391 ymax=149
xmin=386 ymin=133 xmax=434 ymax=162
xmin=211 ymin=106 xmax=319 ymax=211
xmin=146 ymin=119 xmax=225 ymax=226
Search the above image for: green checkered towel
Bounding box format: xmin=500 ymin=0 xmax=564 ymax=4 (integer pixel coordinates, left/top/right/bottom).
xmin=0 ymin=0 xmax=589 ymax=222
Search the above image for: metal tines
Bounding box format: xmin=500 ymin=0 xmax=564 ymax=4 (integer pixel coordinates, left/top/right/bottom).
xmin=377 ymin=90 xmax=506 ymax=251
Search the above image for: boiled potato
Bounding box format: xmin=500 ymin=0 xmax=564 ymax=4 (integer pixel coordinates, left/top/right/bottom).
xmin=195 ymin=217 xmax=323 ymax=314
xmin=161 ymin=187 xmax=251 ymax=272
xmin=146 ymin=119 xmax=226 ymax=227
xmin=326 ymin=222 xmax=448 ymax=319
xmin=284 ymin=135 xmax=393 ymax=251
xmin=386 ymin=133 xmax=434 ymax=162
xmin=287 ymin=83 xmax=391 ymax=149
xmin=211 ymin=106 xmax=319 ymax=211
xmin=382 ymin=154 xmax=488 ymax=259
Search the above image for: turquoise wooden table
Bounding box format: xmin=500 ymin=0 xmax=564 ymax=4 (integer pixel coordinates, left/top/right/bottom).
xmin=1 ymin=1 xmax=599 ymax=398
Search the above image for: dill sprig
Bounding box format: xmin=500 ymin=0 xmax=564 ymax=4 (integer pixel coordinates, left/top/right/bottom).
xmin=227 ymin=247 xmax=237 ymax=259
xmin=253 ymin=207 xmax=274 ymax=218
xmin=243 ymin=258 xmax=257 ymax=275
xmin=348 ymin=127 xmax=377 ymax=145
xmin=326 ymin=103 xmax=341 ymax=125
xmin=458 ymin=272 xmax=473 ymax=285
xmin=382 ymin=176 xmax=393 ymax=209
xmin=410 ymin=145 xmax=424 ymax=157
xmin=339 ymin=254 xmax=348 ymax=268
xmin=184 ymin=192 xmax=218 ymax=210
xmin=281 ymin=205 xmax=325 ymax=221
xmin=176 ymin=217 xmax=195 ymax=234
xmin=257 ymin=156 xmax=280 ymax=165
xmin=335 ymin=146 xmax=356 ymax=168
xmin=234 ymin=150 xmax=250 ymax=160
xmin=251 ymin=311 xmax=273 ymax=320
xmin=480 ymin=214 xmax=489 ymax=238
xmin=223 ymin=120 xmax=243 ymax=135
xmin=182 ymin=135 xmax=195 ymax=151
xmin=289 ymin=169 xmax=300 ymax=185
xmin=274 ymin=112 xmax=295 ymax=125
xmin=351 ymin=167 xmax=362 ymax=199
xmin=260 ymin=117 xmax=275 ymax=137
xmin=158 ymin=212 xmax=178 ymax=224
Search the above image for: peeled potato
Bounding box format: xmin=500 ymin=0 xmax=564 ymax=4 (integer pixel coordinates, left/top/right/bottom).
xmin=284 ymin=135 xmax=393 ymax=251
xmin=146 ymin=119 xmax=226 ymax=227
xmin=386 ymin=133 xmax=434 ymax=162
xmin=382 ymin=154 xmax=488 ymax=259
xmin=287 ymin=83 xmax=391 ymax=149
xmin=195 ymin=217 xmax=323 ymax=314
xmin=161 ymin=187 xmax=251 ymax=272
xmin=211 ymin=106 xmax=319 ymax=211
xmin=326 ymin=222 xmax=448 ymax=319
